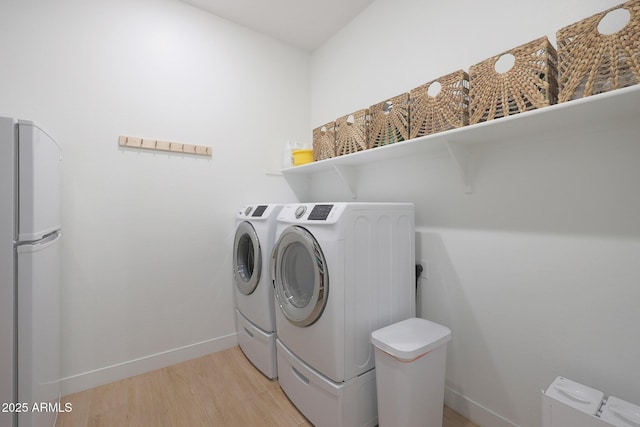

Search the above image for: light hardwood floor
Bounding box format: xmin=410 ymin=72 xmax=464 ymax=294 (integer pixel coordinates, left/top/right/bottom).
xmin=56 ymin=346 xmax=479 ymax=427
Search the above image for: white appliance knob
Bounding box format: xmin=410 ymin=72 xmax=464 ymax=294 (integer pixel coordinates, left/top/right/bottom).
xmin=295 ymin=206 xmax=307 ymax=219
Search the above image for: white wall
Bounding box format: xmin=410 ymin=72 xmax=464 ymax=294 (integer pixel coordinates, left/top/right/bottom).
xmin=310 ymin=1 xmax=640 ymax=426
xmin=0 ymin=0 xmax=305 ymax=394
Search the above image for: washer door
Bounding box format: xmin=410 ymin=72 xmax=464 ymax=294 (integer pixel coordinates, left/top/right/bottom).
xmin=233 ymin=221 xmax=261 ymax=295
xmin=271 ymin=226 xmax=328 ymax=327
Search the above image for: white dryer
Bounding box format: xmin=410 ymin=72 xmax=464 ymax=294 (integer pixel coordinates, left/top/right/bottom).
xmin=233 ymin=204 xmax=283 ymax=379
xmin=271 ymin=203 xmax=415 ymax=427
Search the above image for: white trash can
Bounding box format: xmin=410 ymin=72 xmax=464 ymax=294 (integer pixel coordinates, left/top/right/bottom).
xmin=371 ymin=317 xmax=452 ymax=427
xmin=601 ymin=396 xmax=640 ymax=427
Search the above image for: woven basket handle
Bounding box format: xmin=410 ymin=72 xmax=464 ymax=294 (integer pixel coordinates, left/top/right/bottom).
xmin=494 ymin=53 xmax=516 ymax=74
xmin=597 ymin=7 xmax=631 ymax=35
xmin=427 ymin=81 xmax=442 ymax=97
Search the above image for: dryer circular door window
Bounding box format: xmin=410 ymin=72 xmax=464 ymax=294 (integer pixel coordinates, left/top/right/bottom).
xmin=233 ymin=221 xmax=262 ymax=295
xmin=272 ymin=226 xmax=328 ymax=327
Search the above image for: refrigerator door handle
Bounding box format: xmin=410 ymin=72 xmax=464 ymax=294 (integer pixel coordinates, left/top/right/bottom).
xmin=16 ymin=231 xmax=61 ymax=252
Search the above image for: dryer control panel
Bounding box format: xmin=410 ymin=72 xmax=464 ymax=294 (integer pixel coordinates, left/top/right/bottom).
xmin=308 ymin=204 xmax=333 ymax=220
xmin=278 ymin=203 xmax=347 ymax=224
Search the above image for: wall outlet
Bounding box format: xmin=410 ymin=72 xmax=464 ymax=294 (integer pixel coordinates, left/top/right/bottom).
xmin=418 ymin=260 xmax=428 ymax=279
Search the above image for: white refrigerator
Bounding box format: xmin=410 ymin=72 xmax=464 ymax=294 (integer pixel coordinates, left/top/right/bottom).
xmin=0 ymin=117 xmax=62 ymax=427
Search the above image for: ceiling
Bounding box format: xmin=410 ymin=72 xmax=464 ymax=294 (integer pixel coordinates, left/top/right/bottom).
xmin=180 ymin=0 xmax=375 ymax=51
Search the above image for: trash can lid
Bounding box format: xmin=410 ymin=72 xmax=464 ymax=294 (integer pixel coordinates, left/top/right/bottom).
xmin=600 ymin=396 xmax=640 ymax=426
xmin=371 ymin=317 xmax=451 ymax=361
xmin=544 ymin=376 xmax=604 ymax=415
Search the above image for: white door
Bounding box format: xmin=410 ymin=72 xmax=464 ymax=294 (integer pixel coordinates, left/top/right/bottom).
xmin=271 ymin=226 xmax=328 ymax=327
xmin=17 ymin=232 xmax=61 ymax=427
xmin=18 ymin=121 xmax=62 ymax=241
xmin=233 ymin=221 xmax=261 ymax=295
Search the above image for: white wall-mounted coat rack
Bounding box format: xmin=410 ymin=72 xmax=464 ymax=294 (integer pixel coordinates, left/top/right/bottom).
xmin=119 ymin=135 xmax=212 ymax=157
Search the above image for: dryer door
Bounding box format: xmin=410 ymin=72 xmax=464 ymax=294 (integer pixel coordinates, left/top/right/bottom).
xmin=233 ymin=221 xmax=261 ymax=295
xmin=272 ymin=226 xmax=328 ymax=327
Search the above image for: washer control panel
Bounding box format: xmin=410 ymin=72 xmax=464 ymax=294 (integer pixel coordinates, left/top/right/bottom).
xmin=237 ymin=204 xmax=280 ymax=219
xmin=252 ymin=205 xmax=268 ymax=217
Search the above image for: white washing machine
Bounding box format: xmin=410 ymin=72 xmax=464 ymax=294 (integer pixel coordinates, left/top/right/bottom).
xmin=271 ymin=203 xmax=416 ymax=427
xmin=233 ymin=204 xmax=283 ymax=379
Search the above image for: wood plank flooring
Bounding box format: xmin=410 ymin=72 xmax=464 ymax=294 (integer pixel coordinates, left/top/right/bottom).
xmin=56 ymin=346 xmax=479 ymax=427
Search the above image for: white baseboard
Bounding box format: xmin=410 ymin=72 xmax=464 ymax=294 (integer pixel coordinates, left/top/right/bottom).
xmin=60 ymin=333 xmax=238 ymax=396
xmin=445 ymin=385 xmax=519 ymax=427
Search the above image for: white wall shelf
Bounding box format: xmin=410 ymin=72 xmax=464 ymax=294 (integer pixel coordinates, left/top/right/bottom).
xmin=282 ymin=85 xmax=640 ymax=201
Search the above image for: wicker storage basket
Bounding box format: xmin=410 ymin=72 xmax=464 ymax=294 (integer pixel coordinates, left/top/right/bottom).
xmin=335 ymin=109 xmax=369 ymax=156
xmin=368 ymin=93 xmax=410 ymax=149
xmin=312 ymin=122 xmax=336 ymax=161
xmin=468 ymin=37 xmax=558 ymax=124
xmin=409 ymin=70 xmax=469 ymax=138
xmin=557 ymin=0 xmax=640 ymax=102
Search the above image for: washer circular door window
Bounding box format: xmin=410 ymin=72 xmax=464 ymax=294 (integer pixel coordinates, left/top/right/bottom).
xmin=272 ymin=226 xmax=328 ymax=327
xmin=233 ymin=221 xmax=261 ymax=295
